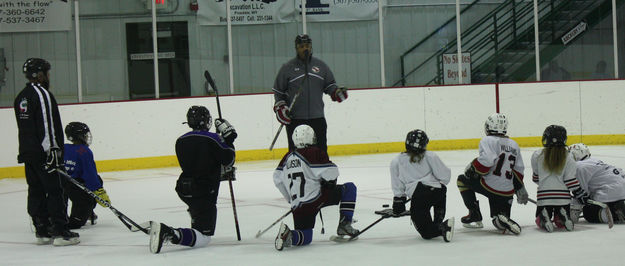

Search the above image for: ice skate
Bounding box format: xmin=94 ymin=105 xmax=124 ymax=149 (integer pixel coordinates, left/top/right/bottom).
xmin=149 ymin=221 xmax=178 ymax=254
xmin=440 ymin=217 xmax=455 ymax=242
xmin=274 ymin=222 xmax=292 ymax=251
xmin=536 ymin=208 xmax=554 ymax=232
xmin=35 ymin=230 xmax=52 ymax=245
xmin=90 ymin=212 xmax=98 ymax=225
xmin=494 ymin=214 xmax=521 ymax=235
xmin=52 ymin=229 xmax=80 ymax=246
xmin=330 ymin=217 xmax=360 ymax=242
xmin=555 ymin=207 xmax=573 ymax=231
xmin=461 ymin=206 xmax=483 ymax=229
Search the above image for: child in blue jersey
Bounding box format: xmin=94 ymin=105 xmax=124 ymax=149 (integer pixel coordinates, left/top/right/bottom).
xmin=63 ymin=122 xmax=110 ymax=229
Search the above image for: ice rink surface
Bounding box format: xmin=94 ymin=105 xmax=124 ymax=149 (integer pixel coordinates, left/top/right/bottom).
xmin=1 ymin=145 xmax=624 ymax=266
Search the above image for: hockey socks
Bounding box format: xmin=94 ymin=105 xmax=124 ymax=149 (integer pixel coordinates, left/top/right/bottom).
xmin=291 ymin=228 xmax=313 ymax=246
xmin=176 ymin=228 xmax=212 ymax=248
xmin=340 ymin=182 xmax=357 ymax=221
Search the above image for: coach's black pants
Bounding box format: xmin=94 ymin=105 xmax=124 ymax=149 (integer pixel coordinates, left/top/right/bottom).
xmin=24 ymin=162 xmax=68 ymax=232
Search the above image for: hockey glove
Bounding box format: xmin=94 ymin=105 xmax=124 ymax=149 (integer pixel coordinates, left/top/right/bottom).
xmin=220 ymin=166 xmax=236 ymax=181
xmin=273 ymin=100 xmax=291 ymax=125
xmin=572 ymin=188 xmax=590 ymax=205
xmin=215 ymin=118 xmax=238 ymax=143
xmin=94 ymin=188 xmax=111 ymax=207
xmin=43 ymin=148 xmax=64 ymax=174
xmin=464 ymin=164 xmax=482 ymax=180
xmin=331 ymin=87 xmax=348 ymax=103
xmin=393 ymin=196 xmax=407 ymax=216
xmin=515 ymin=186 xmax=529 ymax=205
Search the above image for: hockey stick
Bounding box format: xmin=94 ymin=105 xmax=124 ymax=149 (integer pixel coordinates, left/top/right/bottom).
xmin=268 ymin=50 xmax=310 ymax=151
xmin=330 ymin=209 xmax=409 ymax=242
xmin=55 ymin=169 xmax=149 ymax=234
xmin=255 ymin=209 xmax=293 ymax=238
xmin=204 ymin=70 xmax=242 ymax=241
xmin=588 ymin=199 xmax=614 ymax=229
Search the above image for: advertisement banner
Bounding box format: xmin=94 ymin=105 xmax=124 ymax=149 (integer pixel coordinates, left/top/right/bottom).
xmin=442 ymin=53 xmax=471 ymax=85
xmin=198 ymin=0 xmax=295 ymax=26
xmin=0 ymin=0 xmax=71 ymax=33
xmin=296 ymin=0 xmax=379 ymax=22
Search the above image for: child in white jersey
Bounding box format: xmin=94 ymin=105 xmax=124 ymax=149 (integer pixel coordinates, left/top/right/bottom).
xmin=390 ymin=129 xmax=454 ymax=242
xmin=569 ymin=143 xmax=625 ymax=223
xmin=457 ymin=113 xmax=528 ymax=235
xmin=531 ymin=125 xmax=584 ymax=232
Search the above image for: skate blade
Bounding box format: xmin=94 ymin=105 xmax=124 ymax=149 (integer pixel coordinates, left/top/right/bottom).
xmin=330 ymin=235 xmax=358 ymax=242
xmin=462 ymin=221 xmax=483 ymax=229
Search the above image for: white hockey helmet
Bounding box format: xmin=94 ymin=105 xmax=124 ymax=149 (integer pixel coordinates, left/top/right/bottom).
xmin=484 ymin=113 xmax=508 ymax=135
xmin=292 ymin=124 xmax=316 ymax=149
xmin=568 ymin=143 xmax=591 ymax=161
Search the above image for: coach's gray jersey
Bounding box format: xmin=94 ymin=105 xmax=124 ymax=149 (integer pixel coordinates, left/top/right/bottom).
xmin=575 ymin=158 xmax=625 ymax=203
xmin=272 ymin=57 xmax=338 ymax=119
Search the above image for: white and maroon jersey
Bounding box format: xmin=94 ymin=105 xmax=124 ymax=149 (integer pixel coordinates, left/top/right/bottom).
xmin=273 ymin=147 xmax=339 ymax=209
xmin=471 ymin=135 xmax=525 ymax=196
xmin=575 ymin=158 xmax=625 ymax=203
xmin=531 ymin=149 xmax=578 ymax=206
xmin=390 ymin=151 xmax=451 ymax=198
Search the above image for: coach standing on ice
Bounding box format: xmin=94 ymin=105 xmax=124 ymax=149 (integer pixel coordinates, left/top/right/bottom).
xmin=14 ymin=58 xmax=80 ymax=246
xmin=272 ymin=34 xmax=348 ymax=152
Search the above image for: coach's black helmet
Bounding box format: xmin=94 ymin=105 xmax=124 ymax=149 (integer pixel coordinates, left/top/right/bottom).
xmin=23 ymin=58 xmax=51 ymax=79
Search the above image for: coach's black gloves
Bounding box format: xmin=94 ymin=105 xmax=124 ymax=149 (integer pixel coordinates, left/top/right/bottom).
xmin=44 ymin=148 xmax=63 ymax=173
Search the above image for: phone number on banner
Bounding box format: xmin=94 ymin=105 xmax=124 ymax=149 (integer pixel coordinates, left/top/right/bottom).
xmin=0 ymin=16 xmax=46 ymax=24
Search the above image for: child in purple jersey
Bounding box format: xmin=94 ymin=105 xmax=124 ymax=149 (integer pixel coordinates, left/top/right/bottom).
xmin=149 ymin=105 xmax=237 ymax=254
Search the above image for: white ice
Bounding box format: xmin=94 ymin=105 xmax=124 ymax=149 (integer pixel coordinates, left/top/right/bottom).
xmin=1 ymin=146 xmax=624 ymax=266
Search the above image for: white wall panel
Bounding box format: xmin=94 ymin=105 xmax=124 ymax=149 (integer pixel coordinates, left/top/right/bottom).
xmin=425 ymin=84 xmax=496 ymax=140
xmin=579 ymin=80 xmax=625 ymax=135
xmin=500 ymin=82 xmax=582 ymax=137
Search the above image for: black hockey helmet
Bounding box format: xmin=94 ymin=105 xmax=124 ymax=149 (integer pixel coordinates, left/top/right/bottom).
xmin=65 ymin=121 xmax=92 ymax=145
xmin=185 ymin=105 xmax=212 ymax=130
xmin=542 ymin=125 xmax=567 ymax=147
xmin=23 ymin=58 xmax=51 ymax=79
xmin=405 ymin=129 xmax=429 ymax=153
xmin=295 ymin=34 xmax=312 ymax=47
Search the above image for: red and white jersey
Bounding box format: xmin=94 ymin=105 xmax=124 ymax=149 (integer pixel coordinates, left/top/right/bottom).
xmin=273 ymin=147 xmax=339 ymax=209
xmin=390 ymin=151 xmax=451 ymax=198
xmin=575 ymin=158 xmax=625 ymax=203
xmin=471 ymin=135 xmax=525 ymax=196
xmin=531 ymin=149 xmax=578 ymax=206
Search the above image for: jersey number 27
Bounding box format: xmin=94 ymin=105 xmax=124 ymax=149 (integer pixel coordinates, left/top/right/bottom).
xmin=288 ymin=172 xmax=306 ymax=200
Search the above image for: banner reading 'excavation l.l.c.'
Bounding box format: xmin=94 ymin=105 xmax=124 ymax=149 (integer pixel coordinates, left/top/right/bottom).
xmin=197 ymin=0 xmax=295 ymax=25
xmin=197 ymin=0 xmax=380 ymax=26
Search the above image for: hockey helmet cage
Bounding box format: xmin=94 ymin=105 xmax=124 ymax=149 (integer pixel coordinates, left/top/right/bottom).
xmin=568 ymin=143 xmax=591 ymax=161
xmin=23 ymin=58 xmax=51 ymax=79
xmin=295 ymin=34 xmax=312 ymax=47
xmin=405 ymin=129 xmax=429 ymax=153
xmin=65 ymin=121 xmax=92 ymax=146
xmin=292 ymin=124 xmax=316 ymax=149
xmin=484 ymin=113 xmax=508 ymax=135
xmin=542 ymin=125 xmax=567 ymax=147
xmin=186 ymin=105 xmax=212 ymax=130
